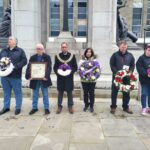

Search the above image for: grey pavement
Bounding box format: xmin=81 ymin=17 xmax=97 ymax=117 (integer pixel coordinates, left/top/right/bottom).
xmin=0 ymin=97 xmax=149 ymax=150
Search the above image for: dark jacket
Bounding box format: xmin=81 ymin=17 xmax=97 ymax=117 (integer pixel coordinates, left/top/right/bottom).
xmin=110 ymin=50 xmax=135 ymax=77
xmin=25 ymin=53 xmax=52 ymax=89
xmin=53 ymin=52 xmax=77 ymax=91
xmin=0 ymin=46 xmax=27 ymax=78
xmin=136 ymin=54 xmax=150 ymax=84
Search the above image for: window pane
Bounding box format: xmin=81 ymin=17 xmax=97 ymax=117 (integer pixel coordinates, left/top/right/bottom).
xmin=132 ymin=19 xmax=141 ymax=25
xmin=78 ymin=2 xmax=87 ymax=7
xmin=133 ymin=8 xmax=142 ymax=14
xmin=78 ymin=14 xmax=86 ymax=19
xmin=50 ymin=0 xmax=60 ymax=36
xmin=146 ymin=31 xmax=150 ymax=37
xmin=51 ymin=31 xmax=60 ymax=36
xmin=78 ymin=32 xmax=86 ymax=36
xmin=51 ymin=14 xmax=60 ymax=19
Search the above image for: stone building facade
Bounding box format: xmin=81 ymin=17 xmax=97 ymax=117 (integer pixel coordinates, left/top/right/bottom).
xmin=0 ymin=0 xmax=148 ymax=88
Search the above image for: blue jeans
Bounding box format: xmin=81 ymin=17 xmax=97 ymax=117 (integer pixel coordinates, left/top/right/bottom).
xmin=1 ymin=77 xmax=22 ymax=110
xmin=141 ymin=84 xmax=150 ymax=108
xmin=32 ymin=81 xmax=49 ymax=109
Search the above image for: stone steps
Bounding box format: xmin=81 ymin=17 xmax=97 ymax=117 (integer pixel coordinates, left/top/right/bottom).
xmin=0 ymin=87 xmax=139 ymax=99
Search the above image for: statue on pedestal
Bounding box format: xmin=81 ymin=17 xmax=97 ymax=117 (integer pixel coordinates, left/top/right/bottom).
xmin=0 ymin=0 xmax=11 ymax=37
xmin=117 ymin=0 xmax=137 ymax=44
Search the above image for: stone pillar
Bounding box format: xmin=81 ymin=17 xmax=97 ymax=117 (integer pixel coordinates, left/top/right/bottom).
xmin=11 ymin=0 xmax=41 ymax=57
xmin=88 ymin=0 xmax=117 ymax=74
xmin=41 ymin=0 xmax=48 ymax=47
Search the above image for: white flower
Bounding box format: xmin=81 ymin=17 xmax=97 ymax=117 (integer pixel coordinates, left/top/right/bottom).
xmin=91 ymin=76 xmax=96 ymax=80
xmin=1 ymin=57 xmax=10 ymax=65
xmin=88 ymin=62 xmax=92 ymax=66
xmin=80 ymin=67 xmax=84 ymax=71
xmin=96 ymin=69 xmax=100 ymax=72
xmin=130 ymin=82 xmax=135 ymax=86
xmin=125 ymin=85 xmax=130 ymax=90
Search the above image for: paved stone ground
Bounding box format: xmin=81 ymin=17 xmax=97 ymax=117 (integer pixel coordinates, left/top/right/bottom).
xmin=0 ymin=97 xmax=150 ymax=150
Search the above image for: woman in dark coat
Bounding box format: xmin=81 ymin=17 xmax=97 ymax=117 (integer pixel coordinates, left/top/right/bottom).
xmin=136 ymin=44 xmax=150 ymax=115
xmin=79 ymin=48 xmax=100 ymax=113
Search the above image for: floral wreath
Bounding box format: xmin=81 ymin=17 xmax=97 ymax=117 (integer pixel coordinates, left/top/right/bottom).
xmin=114 ymin=69 xmax=137 ymax=92
xmin=79 ymin=60 xmax=101 ymax=82
xmin=0 ymin=57 xmax=14 ymax=77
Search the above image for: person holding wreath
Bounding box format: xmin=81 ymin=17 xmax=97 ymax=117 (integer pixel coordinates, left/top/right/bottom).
xmin=136 ymin=44 xmax=150 ymax=115
xmin=25 ymin=43 xmax=52 ymax=115
xmin=110 ymin=41 xmax=135 ymax=114
xmin=54 ymin=42 xmax=77 ymax=114
xmin=0 ymin=36 xmax=27 ymax=115
xmin=78 ymin=48 xmax=101 ymax=112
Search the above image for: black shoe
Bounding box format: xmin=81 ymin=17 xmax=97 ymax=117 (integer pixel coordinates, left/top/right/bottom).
xmin=15 ymin=109 xmax=21 ymax=115
xmin=29 ymin=109 xmax=38 ymax=115
xmin=45 ymin=109 xmax=50 ymax=115
xmin=0 ymin=108 xmax=10 ymax=115
xmin=90 ymin=107 xmax=94 ymax=113
xmin=83 ymin=106 xmax=88 ymax=112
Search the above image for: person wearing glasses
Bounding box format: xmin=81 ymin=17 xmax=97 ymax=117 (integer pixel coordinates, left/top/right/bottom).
xmin=54 ymin=42 xmax=77 ymax=114
xmin=25 ymin=43 xmax=52 ymax=115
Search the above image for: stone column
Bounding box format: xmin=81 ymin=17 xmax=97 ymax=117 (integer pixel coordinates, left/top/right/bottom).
xmin=11 ymin=0 xmax=41 ymax=57
xmin=88 ymin=0 xmax=117 ymax=74
xmin=41 ymin=0 xmax=48 ymax=47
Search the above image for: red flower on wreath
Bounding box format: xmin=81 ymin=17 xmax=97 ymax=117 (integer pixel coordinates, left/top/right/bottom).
xmin=130 ymin=74 xmax=135 ymax=81
xmin=115 ymin=77 xmax=122 ymax=83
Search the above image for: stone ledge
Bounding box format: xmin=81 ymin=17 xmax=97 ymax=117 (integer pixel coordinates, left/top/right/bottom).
xmin=0 ymin=88 xmax=138 ymax=99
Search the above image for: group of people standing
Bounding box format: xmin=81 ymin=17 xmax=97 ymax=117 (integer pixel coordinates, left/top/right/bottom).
xmin=0 ymin=37 xmax=150 ymax=116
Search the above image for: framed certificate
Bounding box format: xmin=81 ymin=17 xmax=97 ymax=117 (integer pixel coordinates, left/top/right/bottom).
xmin=30 ymin=62 xmax=47 ymax=80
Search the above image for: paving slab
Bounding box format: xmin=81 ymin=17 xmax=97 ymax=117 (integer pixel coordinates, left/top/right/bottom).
xmin=0 ymin=137 xmax=34 ymax=150
xmin=70 ymin=121 xmax=104 ymax=143
xmin=127 ymin=117 xmax=150 ymax=134
xmin=140 ymin=135 xmax=150 ymax=150
xmin=101 ymin=119 xmax=136 ymax=137
xmin=107 ymin=137 xmax=148 ymax=150
xmin=30 ymin=132 xmax=70 ymax=150
xmin=0 ymin=116 xmax=43 ymax=136
xmin=69 ymin=143 xmax=108 ymax=150
xmin=39 ymin=114 xmax=73 ymax=133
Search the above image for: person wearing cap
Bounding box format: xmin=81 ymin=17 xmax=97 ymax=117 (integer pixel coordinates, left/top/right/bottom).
xmin=0 ymin=36 xmax=27 ymax=115
xmin=110 ymin=40 xmax=135 ymax=114
xmin=25 ymin=43 xmax=52 ymax=115
xmin=136 ymin=44 xmax=150 ymax=115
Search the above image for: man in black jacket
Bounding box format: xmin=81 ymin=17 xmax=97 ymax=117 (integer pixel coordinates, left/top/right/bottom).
xmin=136 ymin=44 xmax=150 ymax=115
xmin=26 ymin=43 xmax=52 ymax=115
xmin=54 ymin=42 xmax=77 ymax=114
xmin=0 ymin=36 xmax=27 ymax=115
xmin=110 ymin=41 xmax=135 ymax=114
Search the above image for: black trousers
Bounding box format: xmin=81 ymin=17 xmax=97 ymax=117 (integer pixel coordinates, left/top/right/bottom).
xmin=111 ymin=83 xmax=130 ymax=110
xmin=81 ymin=82 xmax=96 ymax=108
xmin=58 ymin=91 xmax=73 ymax=108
